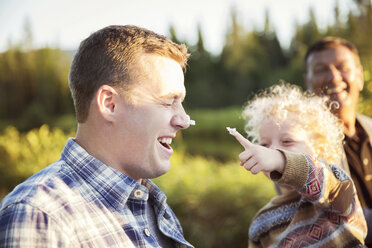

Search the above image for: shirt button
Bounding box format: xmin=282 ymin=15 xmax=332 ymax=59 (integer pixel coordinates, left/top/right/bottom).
xmin=144 ymin=228 xmax=151 ymax=237
xmin=134 ymin=190 xmax=143 ymax=198
xmin=164 ymin=210 xmax=171 ymax=219
xmin=363 ymin=158 xmax=369 ymax=166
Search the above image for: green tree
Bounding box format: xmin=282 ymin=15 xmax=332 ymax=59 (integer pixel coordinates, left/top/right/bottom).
xmin=0 ymin=20 xmax=73 ymax=131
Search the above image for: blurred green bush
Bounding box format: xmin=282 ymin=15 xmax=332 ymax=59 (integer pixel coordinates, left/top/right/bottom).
xmin=0 ymin=125 xmax=276 ymax=248
xmin=154 ymin=151 xmax=275 ymax=248
xmin=0 ymin=125 xmax=75 ymax=195
xmin=182 ymin=107 xmax=246 ymax=161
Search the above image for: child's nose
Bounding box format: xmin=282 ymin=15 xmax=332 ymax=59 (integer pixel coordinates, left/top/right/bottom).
xmin=269 ymin=143 xmax=282 ymax=151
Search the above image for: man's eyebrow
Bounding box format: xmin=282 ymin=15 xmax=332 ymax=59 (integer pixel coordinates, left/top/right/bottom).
xmin=160 ymin=92 xmax=185 ymax=101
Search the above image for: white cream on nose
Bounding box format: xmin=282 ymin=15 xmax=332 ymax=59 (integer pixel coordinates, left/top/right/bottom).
xmin=186 ymin=115 xmax=196 ymax=126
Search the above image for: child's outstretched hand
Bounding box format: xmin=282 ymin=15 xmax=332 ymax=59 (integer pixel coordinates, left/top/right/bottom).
xmin=226 ymin=127 xmax=285 ymax=175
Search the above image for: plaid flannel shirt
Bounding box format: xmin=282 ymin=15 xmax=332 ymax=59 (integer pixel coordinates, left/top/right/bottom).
xmin=0 ymin=138 xmax=193 ymax=248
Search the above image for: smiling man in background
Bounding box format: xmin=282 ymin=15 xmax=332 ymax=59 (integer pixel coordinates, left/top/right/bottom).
xmin=305 ymin=36 xmax=372 ymax=246
xmin=0 ymin=25 xmax=194 ymax=248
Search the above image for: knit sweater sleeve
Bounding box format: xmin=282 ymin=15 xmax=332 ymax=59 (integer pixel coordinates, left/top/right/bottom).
xmin=271 ymin=150 xmax=355 ymax=216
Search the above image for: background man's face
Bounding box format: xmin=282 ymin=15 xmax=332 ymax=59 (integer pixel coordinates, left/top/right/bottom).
xmin=305 ymin=45 xmax=363 ymax=122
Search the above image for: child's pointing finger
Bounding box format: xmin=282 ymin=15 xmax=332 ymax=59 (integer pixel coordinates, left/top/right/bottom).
xmin=226 ymin=127 xmax=252 ymax=149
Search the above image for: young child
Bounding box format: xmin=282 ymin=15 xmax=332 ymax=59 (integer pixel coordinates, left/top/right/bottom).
xmin=227 ymin=83 xmax=367 ymax=247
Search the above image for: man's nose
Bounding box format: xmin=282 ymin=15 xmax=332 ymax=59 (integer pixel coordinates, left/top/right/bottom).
xmin=171 ymin=107 xmax=190 ymax=130
xmin=327 ymin=65 xmax=343 ymax=84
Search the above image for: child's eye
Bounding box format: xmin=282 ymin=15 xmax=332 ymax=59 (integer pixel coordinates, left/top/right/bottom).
xmin=259 ymin=143 xmax=269 ymax=148
xmin=282 ymin=140 xmax=294 ymax=145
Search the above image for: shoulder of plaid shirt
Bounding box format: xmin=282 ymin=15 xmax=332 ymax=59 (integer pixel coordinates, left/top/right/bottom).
xmin=0 ymin=138 xmax=194 ymax=248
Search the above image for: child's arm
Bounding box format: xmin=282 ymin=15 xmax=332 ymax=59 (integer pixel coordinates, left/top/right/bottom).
xmin=276 ymin=151 xmax=355 ymax=216
xmin=227 ymin=127 xmax=356 ymax=216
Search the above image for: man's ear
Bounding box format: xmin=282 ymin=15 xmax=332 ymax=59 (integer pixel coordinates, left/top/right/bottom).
xmin=357 ymin=65 xmax=364 ymax=92
xmin=304 ymin=73 xmax=313 ymax=92
xmin=96 ymin=85 xmax=119 ymax=122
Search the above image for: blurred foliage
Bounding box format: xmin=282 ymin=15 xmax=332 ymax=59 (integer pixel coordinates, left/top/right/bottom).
xmin=0 ymin=125 xmax=74 ymax=195
xmin=180 ymin=0 xmax=372 ymax=113
xmin=1 ymin=1 xmax=372 ymax=246
xmin=181 ymin=107 xmax=246 ymax=161
xmin=0 ymin=46 xmax=73 ymax=131
xmin=0 ymin=23 xmax=74 ymax=131
xmin=1 ymin=1 xmax=372 ymax=132
xmin=154 ymin=151 xmax=275 ymax=248
xmin=0 ymin=125 xmax=275 ymax=248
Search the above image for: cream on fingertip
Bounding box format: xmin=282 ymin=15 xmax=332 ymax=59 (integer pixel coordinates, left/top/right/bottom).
xmin=226 ymin=127 xmax=237 ymax=135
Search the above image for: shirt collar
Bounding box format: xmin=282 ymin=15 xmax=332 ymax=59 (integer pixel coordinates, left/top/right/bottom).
xmin=357 ymin=114 xmax=372 ymax=142
xmin=142 ymin=179 xmax=168 ymax=212
xmin=61 ymin=138 xmax=166 ymax=212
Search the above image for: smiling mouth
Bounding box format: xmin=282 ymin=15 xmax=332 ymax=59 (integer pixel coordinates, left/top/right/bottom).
xmin=158 ymin=137 xmax=172 ymax=149
xmin=324 ymin=81 xmax=348 ymax=95
xmin=326 ymin=87 xmax=346 ymax=95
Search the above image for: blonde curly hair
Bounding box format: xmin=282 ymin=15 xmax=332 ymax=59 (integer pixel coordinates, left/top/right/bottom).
xmin=242 ymin=83 xmax=344 ymax=165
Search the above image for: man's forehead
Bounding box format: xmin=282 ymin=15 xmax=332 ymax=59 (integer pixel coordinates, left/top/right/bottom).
xmin=129 ymin=76 xmax=186 ymax=104
xmin=132 ymin=53 xmax=186 ymax=99
xmin=308 ymin=46 xmax=355 ymax=65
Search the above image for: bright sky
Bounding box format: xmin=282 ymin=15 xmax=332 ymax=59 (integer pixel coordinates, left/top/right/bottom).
xmin=0 ymin=0 xmax=357 ymax=54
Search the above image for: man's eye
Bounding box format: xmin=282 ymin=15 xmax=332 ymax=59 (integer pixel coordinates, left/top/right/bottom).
xmin=314 ymin=67 xmax=328 ymax=74
xmin=338 ymin=65 xmax=351 ymax=73
xmin=163 ymin=100 xmax=178 ymax=107
xmin=161 ymin=97 xmax=182 ymax=107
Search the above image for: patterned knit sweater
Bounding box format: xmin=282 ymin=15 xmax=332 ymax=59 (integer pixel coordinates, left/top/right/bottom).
xmin=248 ymin=151 xmax=367 ymax=248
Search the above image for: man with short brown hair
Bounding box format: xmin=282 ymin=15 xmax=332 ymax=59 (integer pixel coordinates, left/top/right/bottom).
xmin=0 ymin=25 xmax=194 ymax=248
xmin=305 ymin=36 xmax=372 ymax=246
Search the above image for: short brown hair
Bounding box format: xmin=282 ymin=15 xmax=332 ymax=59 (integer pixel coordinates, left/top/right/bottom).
xmin=69 ymin=25 xmax=190 ymax=123
xmin=304 ymin=36 xmax=361 ymax=71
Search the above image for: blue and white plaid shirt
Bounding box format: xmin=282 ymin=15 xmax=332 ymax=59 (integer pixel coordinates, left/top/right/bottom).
xmin=0 ymin=138 xmax=194 ymax=248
